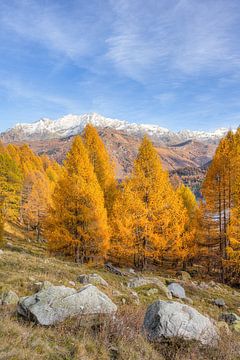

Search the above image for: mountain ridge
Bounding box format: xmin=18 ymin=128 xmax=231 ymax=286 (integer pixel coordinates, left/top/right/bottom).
xmin=0 ymin=112 xmax=233 ymax=145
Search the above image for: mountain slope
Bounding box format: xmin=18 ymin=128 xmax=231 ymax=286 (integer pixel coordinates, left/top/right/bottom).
xmin=0 ymin=112 xmax=232 ymax=145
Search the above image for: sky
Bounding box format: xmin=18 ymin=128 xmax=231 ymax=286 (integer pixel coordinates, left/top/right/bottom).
xmin=1 ymin=0 xmax=240 ymax=132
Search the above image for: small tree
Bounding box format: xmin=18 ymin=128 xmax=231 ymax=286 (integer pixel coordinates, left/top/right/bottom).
xmin=0 ymin=196 xmax=4 ymax=248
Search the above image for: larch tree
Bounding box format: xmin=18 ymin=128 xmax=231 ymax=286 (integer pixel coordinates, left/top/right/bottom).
xmin=176 ymin=184 xmax=198 ymax=269
xmin=202 ymin=131 xmax=237 ymax=280
xmin=83 ymin=124 xmax=117 ymax=215
xmin=45 ymin=135 xmax=109 ymax=263
xmin=0 ymin=197 xmax=4 ymax=248
xmin=0 ymin=151 xmax=23 ymax=221
xmin=111 ymin=136 xmax=187 ymax=269
xmin=22 ymin=171 xmax=52 ymax=241
xmin=225 ymin=128 xmax=240 ymax=284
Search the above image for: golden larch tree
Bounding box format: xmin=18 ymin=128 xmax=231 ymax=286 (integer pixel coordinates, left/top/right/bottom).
xmin=45 ymin=135 xmax=109 ymax=263
xmin=111 ymin=136 xmax=187 ymax=268
xmin=83 ymin=124 xmax=117 ymax=215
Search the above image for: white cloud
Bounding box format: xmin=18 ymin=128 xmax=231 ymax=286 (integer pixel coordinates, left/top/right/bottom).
xmin=106 ymin=0 xmax=240 ymax=81
xmin=0 ymin=77 xmax=78 ymax=111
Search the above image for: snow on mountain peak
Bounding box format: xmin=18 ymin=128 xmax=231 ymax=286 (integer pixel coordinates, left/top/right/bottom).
xmin=2 ymin=113 xmax=233 ymax=144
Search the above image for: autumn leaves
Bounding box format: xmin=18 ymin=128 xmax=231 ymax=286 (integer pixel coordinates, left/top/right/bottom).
xmin=45 ymin=128 xmax=197 ymax=267
xmin=0 ymin=125 xmax=199 ymax=268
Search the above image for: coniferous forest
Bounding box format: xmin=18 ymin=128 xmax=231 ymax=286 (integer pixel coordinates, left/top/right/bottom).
xmin=1 ymin=125 xmax=240 ymax=360
xmin=1 ymin=125 xmax=240 ymax=283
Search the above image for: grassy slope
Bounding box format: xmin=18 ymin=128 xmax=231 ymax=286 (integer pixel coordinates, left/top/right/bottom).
xmin=1 ymin=224 xmax=240 ymax=360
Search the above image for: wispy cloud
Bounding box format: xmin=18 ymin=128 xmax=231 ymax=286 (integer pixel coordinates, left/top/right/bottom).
xmin=0 ymin=77 xmax=79 ymax=112
xmin=106 ymin=0 xmax=240 ymax=81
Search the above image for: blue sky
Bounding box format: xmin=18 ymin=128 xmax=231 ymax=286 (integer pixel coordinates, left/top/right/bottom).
xmin=1 ymin=0 xmax=240 ymax=132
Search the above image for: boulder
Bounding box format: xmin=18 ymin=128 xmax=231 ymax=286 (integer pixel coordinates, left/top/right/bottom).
xmin=176 ymin=271 xmax=191 ymax=282
xmin=128 ymin=277 xmax=172 ymax=299
xmin=104 ymin=263 xmax=125 ymax=276
xmin=213 ymin=298 xmax=225 ymax=307
xmin=1 ymin=290 xmax=19 ymax=305
xmin=168 ymin=283 xmax=186 ymax=299
xmin=143 ymin=300 xmax=218 ymax=346
xmin=219 ymin=312 xmax=240 ymax=325
xmin=18 ymin=284 xmax=117 ymax=326
xmin=77 ymin=274 xmax=108 ymax=287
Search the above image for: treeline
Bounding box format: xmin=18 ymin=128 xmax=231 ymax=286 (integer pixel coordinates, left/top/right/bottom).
xmin=0 ymin=125 xmax=240 ymax=284
xmin=0 ymin=142 xmax=62 ymax=244
xmin=201 ymin=129 xmax=240 ymax=284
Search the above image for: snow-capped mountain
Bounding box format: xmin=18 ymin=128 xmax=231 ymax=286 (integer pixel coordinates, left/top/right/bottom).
xmin=0 ymin=112 xmax=232 ymax=144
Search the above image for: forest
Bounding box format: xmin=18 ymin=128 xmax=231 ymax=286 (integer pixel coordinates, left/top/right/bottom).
xmin=0 ymin=124 xmax=240 ymax=286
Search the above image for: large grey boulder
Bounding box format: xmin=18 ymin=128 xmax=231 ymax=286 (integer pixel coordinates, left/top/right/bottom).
xmin=128 ymin=277 xmax=172 ymax=299
xmin=18 ymin=284 xmax=117 ymax=326
xmin=77 ymin=273 xmax=108 ymax=287
xmin=168 ymin=283 xmax=186 ymax=299
xmin=143 ymin=301 xmax=219 ymax=346
xmin=1 ymin=290 xmax=19 ymax=305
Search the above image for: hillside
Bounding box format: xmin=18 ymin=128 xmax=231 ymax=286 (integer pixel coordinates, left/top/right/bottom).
xmin=1 ymin=127 xmax=216 ymax=183
xmin=1 ymin=223 xmax=240 ymax=360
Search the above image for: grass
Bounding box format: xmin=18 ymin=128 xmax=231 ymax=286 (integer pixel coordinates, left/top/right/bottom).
xmin=1 ymin=223 xmax=240 ymax=359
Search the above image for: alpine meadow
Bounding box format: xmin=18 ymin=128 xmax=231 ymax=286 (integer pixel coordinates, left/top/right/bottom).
xmin=2 ymin=1 xmax=240 ymax=359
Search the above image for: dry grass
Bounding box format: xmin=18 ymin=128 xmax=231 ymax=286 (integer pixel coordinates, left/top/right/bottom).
xmin=1 ymin=224 xmax=240 ymax=359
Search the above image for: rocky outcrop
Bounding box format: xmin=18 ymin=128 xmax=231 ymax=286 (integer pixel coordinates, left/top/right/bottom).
xmin=128 ymin=277 xmax=172 ymax=299
xmin=167 ymin=283 xmax=186 ymax=299
xmin=77 ymin=274 xmax=108 ymax=287
xmin=104 ymin=263 xmax=126 ymax=276
xmin=143 ymin=300 xmax=219 ymax=346
xmin=18 ymin=284 xmax=117 ymax=326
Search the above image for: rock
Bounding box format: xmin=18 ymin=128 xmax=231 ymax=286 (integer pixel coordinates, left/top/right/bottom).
xmin=143 ymin=300 xmax=219 ymax=346
xmin=189 ymin=269 xmax=198 ymax=278
xmin=121 ymin=298 xmax=126 ymax=305
xmin=104 ymin=263 xmax=125 ymax=276
xmin=213 ymin=298 xmax=225 ymax=307
xmin=198 ymin=282 xmax=209 ymax=289
xmin=176 ymin=271 xmax=191 ymax=282
xmin=219 ymin=312 xmax=240 ymax=325
xmin=18 ymin=284 xmax=117 ymax=326
xmin=128 ymin=268 xmax=136 ymax=275
xmin=130 ymin=291 xmax=140 ymax=305
xmin=77 ymin=274 xmax=108 ymax=287
xmin=68 ymin=281 xmax=76 ymax=287
xmin=146 ymin=288 xmax=158 ymax=297
xmin=0 ymin=249 xmax=4 ymax=255
xmin=1 ymin=290 xmax=19 ymax=305
xmin=128 ymin=277 xmax=172 ymax=299
xmin=168 ymin=283 xmax=186 ymax=299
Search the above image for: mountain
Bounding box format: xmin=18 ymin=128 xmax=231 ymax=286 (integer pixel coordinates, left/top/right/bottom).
xmin=0 ymin=113 xmax=230 ymax=196
xmin=0 ymin=112 xmax=231 ymax=145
